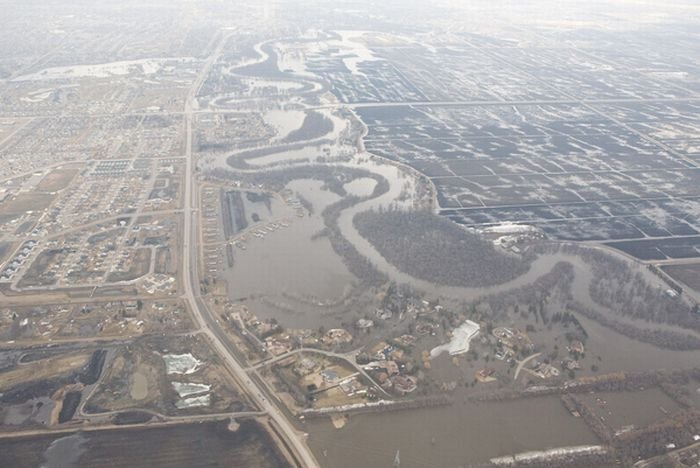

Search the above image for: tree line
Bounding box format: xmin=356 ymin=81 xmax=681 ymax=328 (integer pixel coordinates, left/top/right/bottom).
xmin=354 ymin=207 xmax=531 ymax=287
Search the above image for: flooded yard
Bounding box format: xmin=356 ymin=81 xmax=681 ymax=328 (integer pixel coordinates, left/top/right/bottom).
xmin=222 ymin=215 xmax=357 ymax=328
xmin=221 ymin=179 xmax=358 ymax=328
xmin=579 ymin=388 xmax=681 ymax=431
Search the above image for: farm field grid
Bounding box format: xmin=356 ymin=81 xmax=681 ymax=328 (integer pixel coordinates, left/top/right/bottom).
xmin=351 ymin=43 xmax=700 ymax=261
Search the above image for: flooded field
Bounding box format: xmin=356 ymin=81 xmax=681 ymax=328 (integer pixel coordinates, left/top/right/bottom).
xmin=579 ymin=388 xmax=681 ymax=430
xmin=221 ymin=179 xmax=357 ymax=328
xmin=0 ymin=420 xmax=287 ymax=468
xmin=1 ymin=397 xmax=53 ymax=426
xmin=263 ymin=109 xmax=307 ymax=141
xmin=223 ymin=218 xmax=355 ymax=310
xmin=306 ymin=395 xmax=598 ymax=467
xmin=662 ymin=263 xmax=700 ymax=293
xmin=572 ymin=313 xmax=700 ymax=372
xmin=287 ymin=179 xmax=340 ymax=211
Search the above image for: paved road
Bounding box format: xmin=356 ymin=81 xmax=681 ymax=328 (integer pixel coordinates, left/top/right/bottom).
xmin=180 ymin=32 xmax=319 ymax=468
xmin=0 ymin=412 xmax=261 ymax=441
xmin=514 ymin=352 xmax=542 ymax=380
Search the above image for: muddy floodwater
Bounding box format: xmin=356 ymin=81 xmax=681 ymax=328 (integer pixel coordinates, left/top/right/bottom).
xmin=223 ymin=217 xmax=355 ymax=320
xmin=579 ymin=388 xmax=680 ymax=430
xmin=222 ymin=179 xmax=357 ymax=328
xmin=573 ymin=312 xmax=700 ymax=371
xmin=247 ymin=144 xmax=329 ymax=166
xmin=306 ymin=395 xmax=598 ymax=467
xmin=210 ymin=101 xmax=700 ymax=468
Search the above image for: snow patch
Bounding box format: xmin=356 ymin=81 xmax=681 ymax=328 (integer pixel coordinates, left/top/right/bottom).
xmin=163 ymin=353 xmax=201 ymax=375
xmin=430 ymin=320 xmax=480 ymax=358
xmin=13 ymin=58 xmax=193 ymax=81
xmin=171 ymin=382 xmax=211 ymax=398
xmin=175 ymin=394 xmax=211 ymax=409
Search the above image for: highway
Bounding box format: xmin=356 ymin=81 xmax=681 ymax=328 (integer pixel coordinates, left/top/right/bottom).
xmin=180 ymin=32 xmax=320 ymax=468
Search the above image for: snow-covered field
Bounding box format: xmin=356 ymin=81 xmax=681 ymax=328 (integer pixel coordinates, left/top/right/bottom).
xmin=430 ymin=320 xmax=480 ymax=358
xmin=163 ymin=353 xmax=202 ymax=375
xmin=263 ymin=109 xmax=306 ymax=140
xmin=171 ymin=382 xmax=211 ymax=398
xmin=175 ymin=394 xmax=211 ymax=409
xmin=13 ymin=58 xmax=193 ymax=81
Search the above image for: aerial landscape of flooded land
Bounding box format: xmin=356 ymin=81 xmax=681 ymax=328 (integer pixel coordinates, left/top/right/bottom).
xmin=1 ymin=0 xmax=700 ymax=467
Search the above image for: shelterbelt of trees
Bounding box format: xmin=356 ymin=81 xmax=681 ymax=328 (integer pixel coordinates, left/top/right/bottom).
xmin=354 ymin=207 xmax=530 ymax=287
